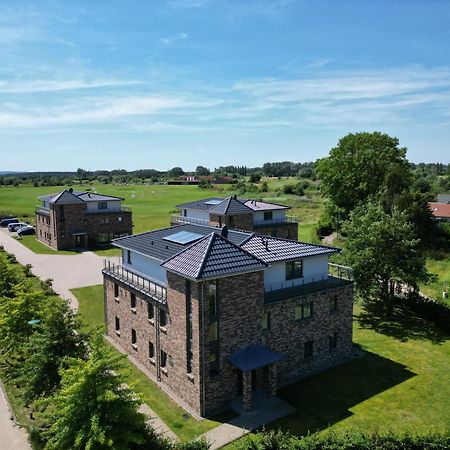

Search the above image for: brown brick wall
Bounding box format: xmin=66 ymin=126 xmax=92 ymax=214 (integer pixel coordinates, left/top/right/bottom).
xmin=209 ymin=213 xmax=254 ymax=231
xmin=54 ymin=203 xmax=87 ymax=249
xmin=264 ymin=284 xmax=354 ymax=386
xmin=85 ymin=211 xmax=132 ymax=246
xmin=253 ymin=222 xmax=298 ymax=240
xmin=35 ymin=211 xmax=55 ymax=249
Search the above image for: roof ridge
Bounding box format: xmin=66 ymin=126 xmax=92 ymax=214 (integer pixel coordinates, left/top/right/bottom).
xmin=251 ymin=233 xmax=341 ymax=251
xmin=159 ymin=233 xmax=212 ymax=268
xmin=196 ymin=233 xmax=217 ymax=279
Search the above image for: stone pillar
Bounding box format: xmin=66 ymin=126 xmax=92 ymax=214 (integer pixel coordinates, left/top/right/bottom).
xmin=242 ymin=371 xmax=252 ymax=412
xmin=268 ymin=364 xmax=278 ymax=397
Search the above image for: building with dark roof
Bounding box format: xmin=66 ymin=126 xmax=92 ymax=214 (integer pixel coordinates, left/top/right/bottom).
xmin=172 ymin=196 xmax=299 ymax=240
xmin=103 ymin=222 xmax=354 ymax=417
xmin=35 ymin=188 xmax=132 ymax=250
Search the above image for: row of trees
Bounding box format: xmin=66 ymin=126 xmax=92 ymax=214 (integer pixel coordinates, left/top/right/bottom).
xmin=0 ymin=249 xmax=206 ymax=450
xmin=316 ymin=132 xmax=445 ymax=316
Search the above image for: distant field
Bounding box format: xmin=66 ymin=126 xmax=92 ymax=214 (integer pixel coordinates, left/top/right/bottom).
xmin=0 ymin=180 xmax=323 ymax=242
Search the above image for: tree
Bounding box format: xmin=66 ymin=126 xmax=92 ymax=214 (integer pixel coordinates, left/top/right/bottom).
xmin=195 ymin=166 xmax=210 ymax=176
xmin=249 ymin=173 xmax=262 ymax=183
xmin=168 ymin=167 xmax=184 ymax=178
xmin=0 ymin=253 xmax=20 ymax=298
xmin=43 ymin=336 xmax=150 ymax=450
xmin=316 ymin=132 xmax=411 ymax=224
xmin=19 ymin=299 xmax=88 ymax=402
xmin=341 ymin=203 xmax=431 ymax=316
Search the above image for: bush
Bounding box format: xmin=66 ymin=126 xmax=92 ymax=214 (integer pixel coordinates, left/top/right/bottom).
xmin=282 ymin=182 xmax=305 ymax=196
xmin=23 ymin=264 xmax=33 ymax=277
xmin=261 ymin=181 xmax=269 ymax=192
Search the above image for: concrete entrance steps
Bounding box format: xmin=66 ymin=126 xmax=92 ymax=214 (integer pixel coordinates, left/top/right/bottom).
xmin=201 ymin=393 xmax=296 ymax=449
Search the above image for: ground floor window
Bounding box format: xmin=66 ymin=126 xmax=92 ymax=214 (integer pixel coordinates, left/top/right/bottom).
xmin=160 ymin=350 xmax=167 ymax=368
xmin=115 ymin=317 xmax=120 ymax=335
xmin=131 ymin=328 xmax=137 ymax=348
xmin=329 ymin=332 xmax=338 ymax=350
xmin=149 ymin=341 xmax=155 ymax=359
xmin=304 ymin=340 xmax=314 ymax=358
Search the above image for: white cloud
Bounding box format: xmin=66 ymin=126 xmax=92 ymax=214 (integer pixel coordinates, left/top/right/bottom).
xmin=160 ymin=32 xmax=188 ymax=45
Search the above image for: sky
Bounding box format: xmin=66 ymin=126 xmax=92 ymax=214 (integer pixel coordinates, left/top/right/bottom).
xmin=1 ymin=0 xmax=450 ymax=172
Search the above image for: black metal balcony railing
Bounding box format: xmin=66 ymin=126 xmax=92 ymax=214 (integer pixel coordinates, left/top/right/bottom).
xmin=85 ymin=205 xmax=132 ymax=215
xmin=103 ymin=260 xmax=167 ymax=304
xmin=253 ymin=215 xmax=299 ymax=227
xmin=171 ymin=214 xmax=213 ymax=226
xmin=264 ymin=263 xmax=354 ymax=303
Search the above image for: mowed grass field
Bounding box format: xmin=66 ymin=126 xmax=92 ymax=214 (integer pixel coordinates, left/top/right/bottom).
xmin=0 ymin=181 xmax=323 ymax=242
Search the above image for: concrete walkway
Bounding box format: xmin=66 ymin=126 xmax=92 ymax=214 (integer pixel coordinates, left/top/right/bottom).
xmin=201 ymin=393 xmax=296 ymax=450
xmin=0 ymin=229 xmax=117 ymax=309
xmin=0 ymin=383 xmax=31 ymax=450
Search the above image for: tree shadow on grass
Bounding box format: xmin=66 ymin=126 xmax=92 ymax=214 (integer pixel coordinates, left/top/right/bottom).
xmin=271 ymin=351 xmax=416 ymax=436
xmin=356 ymin=302 xmax=448 ymax=345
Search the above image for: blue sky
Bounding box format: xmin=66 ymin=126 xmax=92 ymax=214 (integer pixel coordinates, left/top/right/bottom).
xmin=1 ymin=0 xmax=450 ymax=171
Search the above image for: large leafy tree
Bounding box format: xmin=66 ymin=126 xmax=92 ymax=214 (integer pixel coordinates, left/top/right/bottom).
xmin=43 ymin=336 xmax=150 ymax=450
xmin=317 ymin=132 xmax=411 ymax=224
xmin=342 ymin=203 xmax=431 ymax=316
xmin=19 ymin=299 xmax=88 ymax=403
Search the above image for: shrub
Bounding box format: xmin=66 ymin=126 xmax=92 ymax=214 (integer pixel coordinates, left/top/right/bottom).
xmin=23 ymin=264 xmax=33 ymax=277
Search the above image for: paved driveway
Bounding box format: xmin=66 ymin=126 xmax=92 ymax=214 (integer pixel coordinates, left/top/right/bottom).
xmin=0 ymin=229 xmax=118 ymax=308
xmin=0 ymin=230 xmax=119 ymax=449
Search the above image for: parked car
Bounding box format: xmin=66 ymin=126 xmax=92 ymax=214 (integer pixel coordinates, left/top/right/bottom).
xmin=0 ymin=217 xmax=18 ymax=228
xmin=8 ymin=222 xmax=28 ymax=232
xmin=17 ymin=226 xmax=35 ymax=236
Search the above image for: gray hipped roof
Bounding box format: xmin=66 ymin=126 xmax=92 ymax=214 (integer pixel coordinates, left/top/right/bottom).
xmin=49 ymin=190 xmax=85 ymax=204
xmin=208 ymin=197 xmax=253 ymax=216
xmin=240 ymin=234 xmax=339 ymax=263
xmin=39 ymin=190 xmax=123 ymax=204
xmin=161 ymin=232 xmax=268 ymax=280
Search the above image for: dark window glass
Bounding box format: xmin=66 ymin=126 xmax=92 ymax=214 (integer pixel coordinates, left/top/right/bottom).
xmin=286 ymin=261 xmax=303 ymax=280
xmin=160 ymin=350 xmax=167 ymax=368
xmin=160 ymin=309 xmax=167 ymax=327
xmin=208 ymin=281 xmax=217 ymax=318
xmin=131 ymin=328 xmax=137 ymax=345
xmin=149 ymin=341 xmax=155 ymax=359
xmin=147 ymin=302 xmax=154 ymax=320
xmin=59 ymin=205 xmax=64 ymax=220
xmin=127 ymin=250 xmax=132 ymax=264
xmin=304 ymin=341 xmax=314 ymax=358
xmin=261 ymin=312 xmax=270 ymax=330
xmin=115 ymin=316 xmax=120 ymax=331
xmin=295 ymin=302 xmax=313 ymax=320
xmin=98 ymin=201 xmax=107 ymax=209
xmin=130 ymin=292 xmax=136 ymax=309
xmin=264 ymin=211 xmax=273 ymax=221
xmin=114 ymin=284 xmax=119 ymax=298
xmin=329 ymin=332 xmax=338 ymax=350
xmin=330 ymin=295 xmax=338 ymax=311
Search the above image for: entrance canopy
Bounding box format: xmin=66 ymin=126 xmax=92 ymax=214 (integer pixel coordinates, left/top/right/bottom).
xmin=228 ymin=345 xmax=283 ymax=372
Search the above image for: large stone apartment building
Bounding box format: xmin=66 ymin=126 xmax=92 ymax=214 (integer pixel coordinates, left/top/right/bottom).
xmin=103 ymin=219 xmax=354 ymax=416
xmin=171 ymin=196 xmax=299 ymax=240
xmin=35 ymin=188 xmax=132 ymax=250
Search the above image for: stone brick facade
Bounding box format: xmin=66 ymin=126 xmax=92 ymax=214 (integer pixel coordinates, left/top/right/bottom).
xmin=35 ymin=204 xmax=132 ymax=250
xmin=253 ymin=222 xmax=298 ymax=240
xmin=209 ymin=213 xmax=254 ymax=231
xmin=104 ymin=266 xmax=354 ymax=417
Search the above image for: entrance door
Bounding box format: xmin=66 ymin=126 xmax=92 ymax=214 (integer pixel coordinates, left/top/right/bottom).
xmin=74 ymin=235 xmax=85 ymax=248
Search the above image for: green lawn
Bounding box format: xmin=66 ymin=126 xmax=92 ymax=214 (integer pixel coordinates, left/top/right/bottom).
xmin=71 ymin=284 xmax=222 ymax=441
xmin=421 ymin=252 xmax=450 ymax=305
xmin=15 ymin=235 xmax=79 ymax=255
xmin=267 ymin=303 xmax=450 ymax=437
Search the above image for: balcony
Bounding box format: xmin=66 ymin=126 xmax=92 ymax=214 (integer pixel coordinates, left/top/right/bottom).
xmin=264 ymin=263 xmax=353 ymax=303
xmin=35 ymin=206 xmax=50 ymax=215
xmin=85 ymin=205 xmax=132 ymax=215
xmin=253 ymin=215 xmax=299 ymax=227
xmin=170 ymin=214 xmax=213 ymax=227
xmin=103 ymin=260 xmax=167 ymax=304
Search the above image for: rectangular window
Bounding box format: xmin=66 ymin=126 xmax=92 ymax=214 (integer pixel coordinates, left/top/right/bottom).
xmin=261 ymin=312 xmax=270 ymax=330
xmin=149 ymin=341 xmax=155 ymax=359
xmin=59 ymin=205 xmax=65 ymax=220
xmin=160 ymin=309 xmax=167 ymax=327
xmin=130 ymin=292 xmax=136 ymax=310
xmin=286 ymin=261 xmax=303 ymax=280
xmin=127 ymin=250 xmax=132 ymax=264
xmin=115 ymin=317 xmax=120 ymax=334
xmin=183 ymin=209 xmax=187 ymax=217
xmin=160 ymin=350 xmax=167 ymax=368
xmin=295 ymin=302 xmax=313 ymax=320
xmin=329 ymin=332 xmax=338 ymax=350
xmin=264 ymin=211 xmax=273 ymax=221
xmin=330 ymin=295 xmax=338 ymax=312
xmin=147 ymin=302 xmax=154 ymax=321
xmin=114 ymin=283 xmax=119 ymax=299
xmin=304 ymin=340 xmax=314 ymax=358
xmin=98 ymin=201 xmax=108 ymax=210
xmin=208 ymin=322 xmax=218 ymax=342
xmin=98 ymin=233 xmax=110 ymax=243
xmin=100 ymin=217 xmax=110 ymax=224
xmin=208 ymin=281 xmax=217 ymax=318
xmin=228 ymin=216 xmax=235 ymax=228
xmin=131 ymin=328 xmax=137 ymax=346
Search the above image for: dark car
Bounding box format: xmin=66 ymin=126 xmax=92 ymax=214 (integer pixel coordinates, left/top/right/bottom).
xmin=0 ymin=217 xmax=19 ymax=228
xmin=17 ymin=226 xmax=35 ymax=236
xmin=8 ymin=222 xmax=28 ymax=232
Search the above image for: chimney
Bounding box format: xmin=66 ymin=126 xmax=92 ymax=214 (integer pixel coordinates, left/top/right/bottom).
xmin=233 ymin=194 xmax=237 ymax=200
xmin=69 ymin=187 xmax=73 ymax=193
xmin=221 ymin=226 xmax=229 ymax=239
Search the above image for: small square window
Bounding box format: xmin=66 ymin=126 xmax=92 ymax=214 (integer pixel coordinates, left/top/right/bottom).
xmin=304 ymin=340 xmax=314 ymax=358
xmin=98 ymin=201 xmax=108 ymax=210
xmin=286 ymin=261 xmax=303 ymax=280
xmin=264 ymin=211 xmax=273 ymax=221
xmin=295 ymin=302 xmax=313 ymax=320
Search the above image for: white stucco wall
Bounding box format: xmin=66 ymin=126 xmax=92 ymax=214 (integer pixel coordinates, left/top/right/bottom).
xmin=122 ymin=250 xmax=167 ymax=285
xmin=264 ymin=255 xmax=329 ymax=290
xmin=184 ymin=208 xmax=210 ymax=221
xmin=253 ymin=209 xmax=286 ymax=224
xmin=86 ymin=200 xmax=122 ymax=211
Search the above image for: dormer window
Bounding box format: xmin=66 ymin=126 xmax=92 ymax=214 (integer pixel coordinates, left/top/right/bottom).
xmin=286 ymin=261 xmax=303 ymax=280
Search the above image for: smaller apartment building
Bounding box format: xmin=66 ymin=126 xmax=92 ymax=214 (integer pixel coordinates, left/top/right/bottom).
xmin=35 ymin=188 xmax=132 ymax=250
xmin=172 ymin=196 xmax=298 ymax=240
xmin=103 ymin=223 xmax=353 ymax=416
